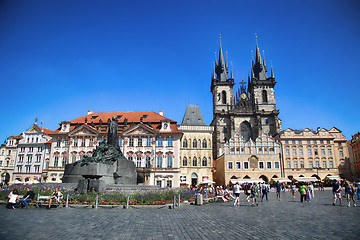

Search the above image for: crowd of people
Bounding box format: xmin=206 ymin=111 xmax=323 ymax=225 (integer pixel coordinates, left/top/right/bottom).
xmin=193 ymin=180 xmax=360 ymax=207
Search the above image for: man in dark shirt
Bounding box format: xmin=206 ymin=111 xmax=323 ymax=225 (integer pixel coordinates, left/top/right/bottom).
xmin=20 ymin=187 xmax=35 ymax=208
xmin=276 ymin=182 xmax=281 ymax=201
xmin=332 ymin=180 xmax=342 ymax=206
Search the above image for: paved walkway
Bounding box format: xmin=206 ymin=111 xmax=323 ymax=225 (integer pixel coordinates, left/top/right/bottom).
xmin=1 ymin=190 xmax=359 ymax=240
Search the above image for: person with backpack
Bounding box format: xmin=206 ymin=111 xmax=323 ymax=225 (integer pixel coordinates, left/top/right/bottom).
xmin=299 ymin=183 xmax=307 ymax=203
xmin=251 ymin=183 xmax=259 ymax=206
xmin=233 ymin=182 xmax=241 ymax=206
xmin=261 ymin=183 xmax=269 ymax=202
xmin=345 ymin=181 xmax=356 ymax=207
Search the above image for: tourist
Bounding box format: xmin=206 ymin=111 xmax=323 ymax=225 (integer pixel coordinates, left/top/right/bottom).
xmin=291 ymin=184 xmax=296 ymax=199
xmin=245 ymin=183 xmax=251 ymax=202
xmin=306 ymin=183 xmax=311 ymax=202
xmin=261 ymin=183 xmax=269 ymax=202
xmin=357 ymin=182 xmax=360 ymax=200
xmin=332 ymin=180 xmax=342 ymax=206
xmin=344 ymin=181 xmax=356 ymax=207
xmin=7 ymin=189 xmax=20 ymax=209
xmin=216 ymin=186 xmax=228 ymax=202
xmin=233 ymin=182 xmax=241 ymax=206
xmin=320 ymin=182 xmax=324 ymax=191
xmin=299 ymin=183 xmax=307 ymax=203
xmin=276 ymin=181 xmax=281 ymax=201
xmin=47 ymin=188 xmax=63 ymax=209
xmin=309 ymin=183 xmax=315 ymax=198
xmin=250 ymin=183 xmax=259 ymax=206
xmin=19 ymin=187 xmax=35 ymax=208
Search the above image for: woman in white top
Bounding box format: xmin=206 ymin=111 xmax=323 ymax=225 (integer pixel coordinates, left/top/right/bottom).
xmin=7 ymin=189 xmax=20 ymax=209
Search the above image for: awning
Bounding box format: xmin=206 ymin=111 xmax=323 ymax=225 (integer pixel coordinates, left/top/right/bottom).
xmin=272 ymin=178 xmax=292 ymax=183
xmin=230 ymin=179 xmax=265 ymax=184
xmin=293 ymin=177 xmax=319 ymax=182
xmin=324 ymin=176 xmax=343 ymax=181
xmin=200 ymin=180 xmax=215 ymax=184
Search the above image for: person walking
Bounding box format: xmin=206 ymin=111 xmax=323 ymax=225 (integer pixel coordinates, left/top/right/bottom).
xmin=356 ymin=181 xmax=360 ymax=200
xmin=299 ymin=183 xmax=307 ymax=203
xmin=291 ymin=184 xmax=296 ymax=199
xmin=251 ymin=183 xmax=259 ymax=206
xmin=261 ymin=183 xmax=269 ymax=202
xmin=332 ymin=180 xmax=342 ymax=206
xmin=309 ymin=183 xmax=315 ymax=198
xmin=276 ymin=182 xmax=281 ymax=201
xmin=233 ymin=182 xmax=241 ymax=206
xmin=345 ymin=181 xmax=356 ymax=207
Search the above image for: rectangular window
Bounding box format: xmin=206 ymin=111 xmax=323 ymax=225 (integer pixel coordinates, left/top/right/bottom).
xmin=157 ymin=157 xmax=163 ymax=168
xmin=157 ymin=138 xmax=163 ymax=147
xmin=287 ymin=161 xmax=291 ymax=168
xmin=340 ymin=150 xmax=344 ymax=157
xmin=119 ymin=139 xmax=123 ymax=147
xmin=322 ymin=161 xmax=327 ymax=168
xmin=81 ymin=139 xmax=85 ymax=147
xmin=27 ymin=155 xmax=33 ymax=163
xmin=338 ymin=142 xmax=342 ymax=146
xmin=19 ymin=155 xmax=24 ymax=163
xmin=299 ymin=149 xmax=303 ymax=155
xmin=316 ymin=161 xmax=320 ymax=167
xmin=329 ymin=161 xmax=334 ymax=168
xmin=308 ymin=149 xmax=312 ymax=155
xmin=166 ymin=180 xmax=172 ymax=188
xmin=167 ymin=138 xmax=173 ymax=147
xmin=36 ymin=155 xmax=41 ymax=163
xmin=136 ymin=157 xmax=141 ymax=167
xmin=38 ymin=147 xmax=43 ymax=152
xmin=285 ymin=140 xmax=289 ymax=144
xmin=274 ymin=162 xmax=280 ymax=169
xmin=298 ymin=140 xmax=302 ymax=144
xmin=314 ymin=149 xmax=318 ymax=155
xmin=292 ymin=149 xmax=297 ymax=155
xmin=29 ymin=147 xmax=33 ymax=152
xmin=300 ymin=161 xmax=304 ymax=168
xmin=228 ymin=161 xmax=233 ymax=169
xmin=146 ymin=138 xmax=151 ymax=147
xmin=313 ymin=140 xmax=317 ymax=144
xmin=309 ymin=161 xmax=313 ymax=168
xmin=292 ymin=140 xmax=296 ymax=144
xmin=56 ymin=140 xmax=61 ymax=147
xmin=145 ymin=156 xmax=151 ymax=168
xmin=25 ymin=165 xmax=31 ymax=173
xmin=236 ymin=162 xmax=241 ymax=169
xmin=17 ymin=165 xmax=22 ymax=173
xmin=259 ymin=162 xmax=264 ymax=169
xmin=321 ymin=149 xmax=325 ymax=155
xmin=54 ymin=156 xmax=59 ymax=167
xmin=137 ymin=138 xmax=142 ymax=147
xmin=73 ymin=139 xmax=78 ymax=147
xmin=156 ymin=180 xmax=162 ymax=187
xmin=34 ymin=165 xmax=40 ymax=173
xmin=267 ymin=162 xmax=272 ymax=169
xmin=328 ymin=149 xmax=332 ymax=155
xmin=21 ymin=147 xmax=25 ymax=152
xmin=244 ymin=162 xmax=249 ymax=169
xmin=65 ymin=139 xmax=69 ymax=147
xmin=167 ymin=157 xmax=173 ymax=168
xmin=89 ymin=139 xmax=94 ymax=147
xmin=294 ymin=161 xmax=298 ymax=168
xmin=286 ymin=149 xmax=290 ymax=156
xmin=72 ymin=156 xmax=77 ymax=162
xmin=129 ymin=138 xmax=134 ymax=147
xmin=128 ymin=156 xmax=133 ymax=162
xmin=320 ymin=140 xmax=324 ymax=144
xmin=307 ymin=140 xmax=311 ymax=144
xmin=327 ymin=140 xmax=331 ymax=144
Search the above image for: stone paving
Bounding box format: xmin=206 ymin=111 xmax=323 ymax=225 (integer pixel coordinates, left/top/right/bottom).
xmin=1 ymin=190 xmax=359 ymax=240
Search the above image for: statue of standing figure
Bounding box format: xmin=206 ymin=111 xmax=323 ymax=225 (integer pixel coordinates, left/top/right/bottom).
xmin=76 ymin=117 xmax=125 ymax=165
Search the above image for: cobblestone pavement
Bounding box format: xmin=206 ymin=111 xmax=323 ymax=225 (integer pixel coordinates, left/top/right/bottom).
xmin=1 ymin=190 xmax=359 ymax=240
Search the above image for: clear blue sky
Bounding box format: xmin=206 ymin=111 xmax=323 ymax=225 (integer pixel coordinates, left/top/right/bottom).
xmin=1 ymin=0 xmax=359 ymax=142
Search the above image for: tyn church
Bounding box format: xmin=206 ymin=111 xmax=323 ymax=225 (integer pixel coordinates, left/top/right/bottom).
xmin=211 ymin=38 xmax=282 ymax=159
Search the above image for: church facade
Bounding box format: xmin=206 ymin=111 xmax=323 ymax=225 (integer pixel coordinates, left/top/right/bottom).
xmin=211 ymin=39 xmax=283 ymax=185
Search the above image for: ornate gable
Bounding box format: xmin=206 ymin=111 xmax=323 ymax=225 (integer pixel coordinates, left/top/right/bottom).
xmin=122 ymin=123 xmax=156 ymax=136
xmin=68 ymin=124 xmax=100 ymax=137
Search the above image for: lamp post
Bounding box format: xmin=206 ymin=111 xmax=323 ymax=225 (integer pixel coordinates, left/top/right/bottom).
xmin=313 ymin=167 xmax=322 ymax=179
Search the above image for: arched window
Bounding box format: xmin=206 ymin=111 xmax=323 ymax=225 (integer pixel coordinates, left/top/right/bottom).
xmin=262 ymin=90 xmax=268 ymax=103
xmin=202 ymin=139 xmax=207 ymax=148
xmin=222 ymin=91 xmax=227 ymax=104
xmin=193 ymin=139 xmax=197 ymax=148
xmin=182 ymin=157 xmax=187 ymax=166
xmin=183 ymin=139 xmax=188 ymax=148
xmin=202 ymin=157 xmax=207 ymax=167
xmin=193 ymin=157 xmax=197 ymax=166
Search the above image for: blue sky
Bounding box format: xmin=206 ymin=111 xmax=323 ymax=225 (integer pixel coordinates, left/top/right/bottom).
xmin=0 ymin=0 xmax=359 ymax=141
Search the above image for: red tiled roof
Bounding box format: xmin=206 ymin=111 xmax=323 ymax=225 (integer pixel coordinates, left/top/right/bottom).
xmin=8 ymin=134 xmax=23 ymax=140
xmin=39 ymin=127 xmax=58 ymax=135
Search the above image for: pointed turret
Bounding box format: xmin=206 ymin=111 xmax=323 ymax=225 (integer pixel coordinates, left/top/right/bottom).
xmin=252 ymin=36 xmax=267 ymax=81
xmin=270 ymin=64 xmax=275 ymax=79
xmin=215 ymin=37 xmax=228 ymax=81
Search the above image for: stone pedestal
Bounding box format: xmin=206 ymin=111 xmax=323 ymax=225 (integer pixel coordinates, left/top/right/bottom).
xmin=114 ymin=158 xmax=137 ymax=185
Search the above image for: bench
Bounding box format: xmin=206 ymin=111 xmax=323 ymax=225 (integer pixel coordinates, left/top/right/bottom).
xmin=36 ymin=194 xmax=63 ymax=208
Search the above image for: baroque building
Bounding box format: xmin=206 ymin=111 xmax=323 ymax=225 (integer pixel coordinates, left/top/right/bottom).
xmin=46 ymin=111 xmax=183 ymax=187
xmin=0 ymin=135 xmax=22 ymax=184
xmin=275 ymin=127 xmax=350 ymax=180
xmin=211 ymin=38 xmax=282 ymax=159
xmin=12 ymin=123 xmax=52 ymax=182
xmin=178 ymin=105 xmax=214 ymax=187
xmin=349 ymin=132 xmax=360 ymax=179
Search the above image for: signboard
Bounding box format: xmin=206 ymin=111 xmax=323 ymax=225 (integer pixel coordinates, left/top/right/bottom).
xmin=202 ymin=176 xmax=209 ymax=181
xmin=180 ymin=176 xmax=186 ymax=183
xmin=249 ymin=156 xmax=258 ymax=169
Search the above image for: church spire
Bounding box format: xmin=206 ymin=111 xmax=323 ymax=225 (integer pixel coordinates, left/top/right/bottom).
xmin=215 ymin=35 xmax=228 ymax=81
xmin=252 ymin=34 xmax=267 ymax=81
xmin=270 ymin=61 xmax=275 ymax=79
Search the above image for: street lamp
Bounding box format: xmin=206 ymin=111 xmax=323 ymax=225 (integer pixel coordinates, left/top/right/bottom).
xmin=313 ymin=167 xmax=322 ymax=178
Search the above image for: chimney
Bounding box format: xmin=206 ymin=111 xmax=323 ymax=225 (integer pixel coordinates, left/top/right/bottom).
xmin=159 ymin=111 xmax=163 ymax=116
xmin=88 ymin=110 xmax=94 ymax=115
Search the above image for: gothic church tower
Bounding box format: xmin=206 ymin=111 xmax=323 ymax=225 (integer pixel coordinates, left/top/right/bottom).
xmin=211 ymin=37 xmax=282 ymax=159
